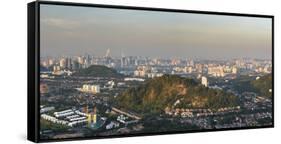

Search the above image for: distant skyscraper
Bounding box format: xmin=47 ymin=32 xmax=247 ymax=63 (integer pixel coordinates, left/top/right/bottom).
xmin=86 ymin=55 xmax=91 ymax=66
xmin=59 ymin=58 xmax=66 ymax=68
xmin=134 ymin=58 xmax=138 ymax=66
xmin=66 ymin=58 xmax=72 ymax=70
xmin=105 ymin=48 xmax=111 ymax=58
xmin=77 ymin=56 xmax=84 ymax=65
xmin=48 ymin=59 xmax=54 ymax=66
xmin=121 ymin=56 xmax=126 ymax=68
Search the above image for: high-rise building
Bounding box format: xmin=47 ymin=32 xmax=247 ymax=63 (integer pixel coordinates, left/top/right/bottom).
xmin=77 ymin=56 xmax=84 ymax=65
xmin=59 ymin=58 xmax=66 ymax=68
xmin=86 ymin=55 xmax=91 ymax=66
xmin=66 ymin=58 xmax=72 ymax=70
xmin=134 ymin=58 xmax=138 ymax=66
xmin=105 ymin=49 xmax=111 ymax=58
xmin=232 ymin=67 xmax=238 ymax=74
xmin=201 ymin=76 xmax=208 ymax=87
xmin=48 ymin=59 xmax=54 ymax=66
xmin=121 ymin=56 xmax=127 ymax=68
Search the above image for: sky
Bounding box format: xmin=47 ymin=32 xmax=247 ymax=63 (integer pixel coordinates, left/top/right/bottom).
xmin=40 ymin=4 xmax=272 ymax=60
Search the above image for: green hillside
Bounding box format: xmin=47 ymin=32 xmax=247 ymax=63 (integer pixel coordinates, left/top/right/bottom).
xmin=73 ymin=65 xmax=123 ymax=78
xmin=231 ymin=74 xmax=272 ymax=98
xmin=251 ymin=74 xmax=272 ymax=98
xmin=116 ymin=75 xmax=238 ymax=115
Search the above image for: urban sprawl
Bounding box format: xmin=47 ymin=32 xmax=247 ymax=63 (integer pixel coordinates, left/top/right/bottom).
xmin=40 ymin=49 xmax=272 ymax=139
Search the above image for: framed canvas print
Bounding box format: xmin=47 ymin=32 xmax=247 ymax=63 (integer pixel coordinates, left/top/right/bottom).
xmin=28 ymin=1 xmax=274 ymax=143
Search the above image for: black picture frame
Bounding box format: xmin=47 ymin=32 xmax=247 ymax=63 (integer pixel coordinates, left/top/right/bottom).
xmin=28 ymin=1 xmax=274 ymax=143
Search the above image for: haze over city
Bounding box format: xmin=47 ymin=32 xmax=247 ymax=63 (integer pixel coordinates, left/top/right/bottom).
xmin=40 ymin=4 xmax=272 ymax=60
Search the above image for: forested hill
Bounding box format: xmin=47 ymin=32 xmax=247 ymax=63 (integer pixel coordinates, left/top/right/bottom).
xmin=251 ymin=74 xmax=272 ymax=98
xmin=116 ymin=75 xmax=238 ymax=115
xmin=73 ymin=65 xmax=123 ymax=78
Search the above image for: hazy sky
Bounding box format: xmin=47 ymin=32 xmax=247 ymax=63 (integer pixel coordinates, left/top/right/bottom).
xmin=40 ymin=4 xmax=272 ymax=60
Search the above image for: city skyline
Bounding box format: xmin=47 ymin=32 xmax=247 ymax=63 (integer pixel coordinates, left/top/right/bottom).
xmin=40 ymin=4 xmax=272 ymax=60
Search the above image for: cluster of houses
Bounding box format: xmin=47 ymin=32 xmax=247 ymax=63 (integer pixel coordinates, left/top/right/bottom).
xmin=165 ymin=106 xmax=241 ymax=118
